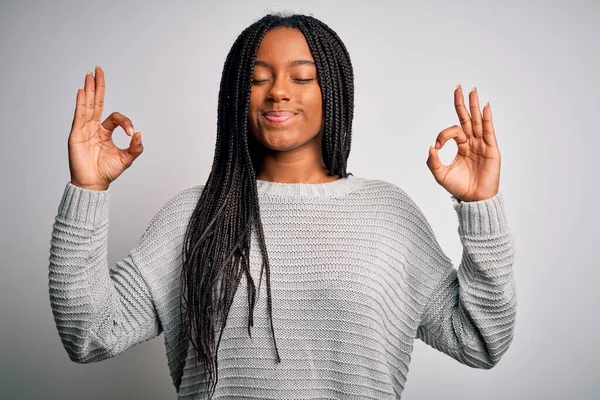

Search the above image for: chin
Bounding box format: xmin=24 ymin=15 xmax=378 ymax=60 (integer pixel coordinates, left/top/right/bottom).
xmin=262 ymin=138 xmax=302 ymax=152
xmin=253 ymin=130 xmax=305 ymax=151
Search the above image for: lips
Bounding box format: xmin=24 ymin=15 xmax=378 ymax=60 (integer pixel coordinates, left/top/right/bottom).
xmin=262 ymin=111 xmax=296 ymax=124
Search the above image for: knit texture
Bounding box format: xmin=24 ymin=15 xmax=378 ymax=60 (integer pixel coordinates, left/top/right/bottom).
xmin=48 ymin=175 xmax=516 ymax=399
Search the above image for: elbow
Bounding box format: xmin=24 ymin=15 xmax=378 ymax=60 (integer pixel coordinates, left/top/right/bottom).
xmin=472 ymin=330 xmax=515 ymax=370
xmin=62 ymin=340 xmax=97 ymax=364
xmin=66 ymin=350 xmax=91 ymax=364
xmin=476 ymin=357 xmax=501 ymax=370
xmin=462 ymin=351 xmax=504 ymax=370
xmin=62 ymin=342 xmax=94 ymax=364
xmin=459 ymin=322 xmax=515 ymax=370
xmin=59 ymin=331 xmax=111 ymax=364
xmin=64 ymin=345 xmax=113 ymax=364
xmin=476 ymin=351 xmax=507 ymax=370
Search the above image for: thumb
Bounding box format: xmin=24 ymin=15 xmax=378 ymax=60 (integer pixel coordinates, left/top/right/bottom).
xmin=121 ymin=131 xmax=144 ymax=167
xmin=426 ymin=145 xmax=445 ymax=182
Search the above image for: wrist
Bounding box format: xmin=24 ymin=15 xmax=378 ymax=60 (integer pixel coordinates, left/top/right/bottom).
xmin=70 ymin=181 xmax=109 ymax=191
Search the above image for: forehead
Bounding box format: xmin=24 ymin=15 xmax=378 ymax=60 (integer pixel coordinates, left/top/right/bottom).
xmin=255 ymin=27 xmax=314 ymax=62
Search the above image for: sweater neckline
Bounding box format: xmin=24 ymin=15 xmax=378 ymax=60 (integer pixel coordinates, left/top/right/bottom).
xmin=256 ymin=174 xmax=363 ymax=198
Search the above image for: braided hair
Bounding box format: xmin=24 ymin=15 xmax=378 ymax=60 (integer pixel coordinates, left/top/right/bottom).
xmin=179 ymin=12 xmax=355 ymax=397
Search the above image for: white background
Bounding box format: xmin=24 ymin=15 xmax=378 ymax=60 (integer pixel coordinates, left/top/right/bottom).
xmin=1 ymin=0 xmax=598 ymax=398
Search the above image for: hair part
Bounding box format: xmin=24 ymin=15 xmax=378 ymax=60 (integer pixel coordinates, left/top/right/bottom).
xmin=178 ymin=12 xmax=355 ymax=398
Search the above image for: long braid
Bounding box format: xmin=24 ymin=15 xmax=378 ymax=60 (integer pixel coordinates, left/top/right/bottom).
xmin=241 ymin=20 xmax=283 ymax=363
xmin=312 ymin=20 xmax=343 ymax=172
xmin=179 ymin=13 xmax=355 ymax=399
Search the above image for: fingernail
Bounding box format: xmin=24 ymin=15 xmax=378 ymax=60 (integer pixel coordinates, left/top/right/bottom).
xmin=486 ymin=101 xmax=490 ymax=107
xmin=138 ymin=133 xmax=142 ymax=143
xmin=471 ymin=87 xmax=477 ymax=93
xmin=128 ymin=127 xmax=134 ymax=135
xmin=86 ymin=71 xmax=93 ymax=76
xmin=435 ymin=141 xmax=441 ymax=149
xmin=456 ymin=84 xmax=462 ymax=90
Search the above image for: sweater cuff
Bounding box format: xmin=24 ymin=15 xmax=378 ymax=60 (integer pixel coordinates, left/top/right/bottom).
xmin=451 ymin=192 xmax=508 ymax=235
xmin=57 ymin=182 xmax=111 ymax=226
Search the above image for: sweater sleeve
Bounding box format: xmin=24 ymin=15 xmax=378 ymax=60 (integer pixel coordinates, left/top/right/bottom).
xmin=48 ymin=182 xmax=162 ymax=363
xmin=413 ymin=192 xmax=516 ymax=369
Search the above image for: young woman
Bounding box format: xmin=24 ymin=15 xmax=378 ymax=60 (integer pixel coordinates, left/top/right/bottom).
xmin=49 ymin=13 xmax=516 ymax=399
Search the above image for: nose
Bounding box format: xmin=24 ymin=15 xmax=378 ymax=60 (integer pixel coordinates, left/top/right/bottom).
xmin=267 ymin=77 xmax=290 ymax=102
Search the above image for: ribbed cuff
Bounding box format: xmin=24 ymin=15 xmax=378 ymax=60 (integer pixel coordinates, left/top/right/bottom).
xmin=451 ymin=192 xmax=508 ymax=235
xmin=57 ymin=182 xmax=111 ymax=226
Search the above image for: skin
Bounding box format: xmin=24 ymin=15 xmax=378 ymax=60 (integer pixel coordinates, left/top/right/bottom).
xmin=248 ymin=27 xmax=340 ymax=184
xmin=69 ymin=66 xmax=142 ymax=191
xmin=70 ymin=32 xmax=501 ymax=201
xmin=426 ymin=86 xmax=501 ymax=202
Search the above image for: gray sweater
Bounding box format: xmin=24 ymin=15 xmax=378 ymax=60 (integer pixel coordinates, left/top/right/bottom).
xmin=48 ymin=175 xmax=516 ymax=399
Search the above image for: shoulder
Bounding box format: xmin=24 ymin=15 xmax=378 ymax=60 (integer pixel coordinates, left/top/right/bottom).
xmin=161 ymin=184 xmax=205 ymax=212
xmin=357 ymin=176 xmax=423 ymax=213
xmin=357 ymin=176 xmax=436 ymax=239
xmin=360 ymin=178 xmax=453 ymax=274
xmin=136 ymin=184 xmax=205 ymax=245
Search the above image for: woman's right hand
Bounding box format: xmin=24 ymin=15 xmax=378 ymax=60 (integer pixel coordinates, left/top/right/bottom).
xmin=68 ymin=66 xmax=143 ymax=191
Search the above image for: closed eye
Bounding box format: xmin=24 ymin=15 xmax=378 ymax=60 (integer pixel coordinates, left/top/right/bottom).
xmin=251 ymin=78 xmax=315 ymax=85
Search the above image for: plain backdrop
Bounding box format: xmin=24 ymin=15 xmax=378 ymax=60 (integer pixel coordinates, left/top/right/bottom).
xmin=1 ymin=0 xmax=598 ymax=399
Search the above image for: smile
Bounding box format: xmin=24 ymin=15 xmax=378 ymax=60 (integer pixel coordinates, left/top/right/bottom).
xmin=262 ymin=111 xmax=296 ymax=125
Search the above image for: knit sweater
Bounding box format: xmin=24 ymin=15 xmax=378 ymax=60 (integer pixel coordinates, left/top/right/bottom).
xmin=48 ymin=175 xmax=516 ymax=399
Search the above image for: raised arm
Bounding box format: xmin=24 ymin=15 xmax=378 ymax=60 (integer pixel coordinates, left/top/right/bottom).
xmin=48 ymin=66 xmax=158 ymax=363
xmin=48 ymin=183 xmax=162 ymax=363
xmin=414 ymin=192 xmax=517 ymax=369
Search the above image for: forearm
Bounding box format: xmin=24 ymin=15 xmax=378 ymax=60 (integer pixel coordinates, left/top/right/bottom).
xmin=48 ymin=183 xmax=161 ymax=363
xmin=417 ymin=192 xmax=517 ymax=368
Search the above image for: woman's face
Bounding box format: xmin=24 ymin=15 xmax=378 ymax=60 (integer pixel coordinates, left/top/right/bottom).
xmin=248 ymin=27 xmax=323 ymax=152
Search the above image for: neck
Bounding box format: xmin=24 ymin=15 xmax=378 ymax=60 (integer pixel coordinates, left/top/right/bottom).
xmin=257 ymin=169 xmax=340 ymax=184
xmin=255 ymin=173 xmax=362 ymax=198
xmin=255 ymin=133 xmax=338 ymax=184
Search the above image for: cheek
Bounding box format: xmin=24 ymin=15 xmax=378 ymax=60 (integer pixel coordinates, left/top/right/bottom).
xmin=248 ymin=93 xmax=261 ymax=129
xmin=248 ymin=92 xmax=258 ymax=116
xmin=303 ymin=89 xmax=323 ymax=121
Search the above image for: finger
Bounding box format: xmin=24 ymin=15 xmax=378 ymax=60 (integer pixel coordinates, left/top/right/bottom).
xmin=426 ymin=145 xmax=446 ymax=183
xmin=482 ymin=102 xmax=498 ymax=147
xmin=469 ymin=87 xmax=483 ymax=138
xmin=101 ymin=112 xmax=135 ymax=137
xmin=454 ymin=85 xmax=473 ymax=138
xmin=92 ymin=66 xmax=105 ymax=122
xmin=71 ymin=87 xmax=86 ymax=132
xmin=120 ymin=131 xmax=144 ymax=168
xmin=434 ymin=125 xmax=469 ymax=150
xmin=84 ymin=71 xmax=95 ymax=123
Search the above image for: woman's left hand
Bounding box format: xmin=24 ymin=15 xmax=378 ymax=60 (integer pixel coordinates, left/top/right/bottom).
xmin=426 ymin=86 xmax=501 ymax=202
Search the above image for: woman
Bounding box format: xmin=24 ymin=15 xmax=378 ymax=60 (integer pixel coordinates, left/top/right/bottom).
xmin=49 ymin=13 xmax=516 ymax=399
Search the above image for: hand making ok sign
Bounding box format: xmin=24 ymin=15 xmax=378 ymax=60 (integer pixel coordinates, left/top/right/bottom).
xmin=68 ymin=66 xmax=143 ymax=191
xmin=426 ymin=86 xmax=501 ymax=202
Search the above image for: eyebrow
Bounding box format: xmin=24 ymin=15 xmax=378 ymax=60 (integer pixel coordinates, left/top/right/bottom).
xmin=254 ymin=59 xmax=315 ymax=68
